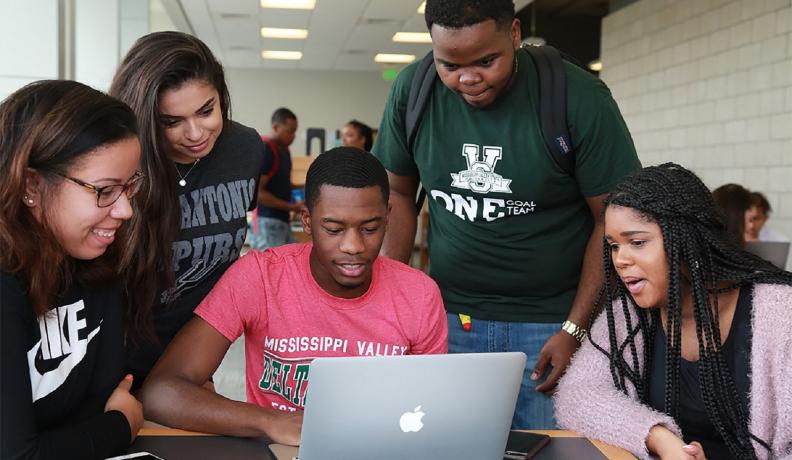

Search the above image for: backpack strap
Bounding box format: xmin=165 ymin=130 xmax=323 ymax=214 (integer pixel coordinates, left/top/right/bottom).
xmin=523 ymin=45 xmax=576 ymax=176
xmin=261 ymin=136 xmax=281 ymax=179
xmin=406 ymin=51 xmax=437 ymax=214
xmin=406 ymin=51 xmax=437 ymax=151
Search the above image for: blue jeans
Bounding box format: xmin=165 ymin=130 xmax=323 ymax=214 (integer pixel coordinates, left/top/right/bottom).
xmin=249 ymin=216 xmax=295 ymax=250
xmin=446 ymin=313 xmax=560 ymax=430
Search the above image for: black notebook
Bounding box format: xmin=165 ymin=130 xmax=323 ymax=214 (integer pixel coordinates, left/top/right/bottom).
xmin=504 ymin=431 xmax=551 ymax=459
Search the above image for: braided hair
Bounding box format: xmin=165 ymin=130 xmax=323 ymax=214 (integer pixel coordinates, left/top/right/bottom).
xmin=591 ymin=163 xmax=792 ymax=458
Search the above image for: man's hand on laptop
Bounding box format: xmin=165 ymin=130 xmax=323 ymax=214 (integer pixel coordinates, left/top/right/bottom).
xmin=531 ymin=331 xmax=580 ymax=395
xmin=265 ymin=410 xmax=303 ymax=446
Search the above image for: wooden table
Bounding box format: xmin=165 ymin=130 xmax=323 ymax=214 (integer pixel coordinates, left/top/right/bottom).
xmin=138 ymin=427 xmax=635 ymax=459
xmin=290 ymin=155 xmax=315 ymax=188
xmin=527 ymin=430 xmax=635 ymax=459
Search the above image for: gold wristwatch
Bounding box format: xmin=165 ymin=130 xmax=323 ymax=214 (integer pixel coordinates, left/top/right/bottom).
xmin=561 ymin=320 xmax=587 ymax=343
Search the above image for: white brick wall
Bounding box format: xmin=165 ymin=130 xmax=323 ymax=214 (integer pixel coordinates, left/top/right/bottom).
xmin=602 ymin=0 xmax=792 ymax=240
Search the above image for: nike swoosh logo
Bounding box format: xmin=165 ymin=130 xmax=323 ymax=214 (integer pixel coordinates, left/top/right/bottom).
xmin=27 ymin=323 xmax=102 ymax=402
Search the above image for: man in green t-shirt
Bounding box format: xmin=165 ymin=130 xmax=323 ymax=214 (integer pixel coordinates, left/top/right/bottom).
xmin=372 ymin=0 xmax=641 ymax=429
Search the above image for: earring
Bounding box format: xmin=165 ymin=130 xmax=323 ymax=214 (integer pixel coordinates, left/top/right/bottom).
xmin=23 ymin=195 xmax=33 ymax=205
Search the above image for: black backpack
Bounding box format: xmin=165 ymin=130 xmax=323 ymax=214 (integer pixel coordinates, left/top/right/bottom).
xmin=405 ymin=45 xmax=576 ymax=212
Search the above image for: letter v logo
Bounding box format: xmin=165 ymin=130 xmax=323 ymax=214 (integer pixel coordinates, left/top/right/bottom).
xmin=450 ymin=143 xmax=512 ymax=194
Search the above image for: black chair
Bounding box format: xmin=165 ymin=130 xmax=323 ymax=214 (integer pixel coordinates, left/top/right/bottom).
xmin=305 ymin=127 xmax=325 ymax=156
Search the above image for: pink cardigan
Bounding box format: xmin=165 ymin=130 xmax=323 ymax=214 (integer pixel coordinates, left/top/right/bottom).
xmin=555 ymin=283 xmax=792 ymax=459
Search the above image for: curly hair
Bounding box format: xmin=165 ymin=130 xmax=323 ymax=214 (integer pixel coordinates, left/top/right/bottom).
xmin=424 ymin=0 xmax=515 ymax=31
xmin=591 ymin=163 xmax=790 ymax=459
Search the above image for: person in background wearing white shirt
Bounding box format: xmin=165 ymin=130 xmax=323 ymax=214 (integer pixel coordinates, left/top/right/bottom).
xmin=745 ymin=191 xmax=788 ymax=242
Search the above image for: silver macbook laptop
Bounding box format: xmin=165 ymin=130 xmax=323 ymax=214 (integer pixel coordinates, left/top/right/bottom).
xmin=745 ymin=241 xmax=790 ymax=269
xmin=293 ymin=352 xmax=526 ymax=460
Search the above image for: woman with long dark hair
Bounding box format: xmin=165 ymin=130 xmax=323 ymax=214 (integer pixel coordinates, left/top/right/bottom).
xmin=712 ymin=183 xmax=752 ymax=247
xmin=1 ymin=80 xmax=144 ymax=458
xmin=341 ymin=119 xmax=373 ymax=152
xmin=555 ymin=163 xmax=792 ymax=460
xmin=110 ymin=31 xmax=268 ymax=386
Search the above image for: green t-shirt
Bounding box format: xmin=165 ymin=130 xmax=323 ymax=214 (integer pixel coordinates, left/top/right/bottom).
xmin=373 ymin=49 xmax=641 ymax=322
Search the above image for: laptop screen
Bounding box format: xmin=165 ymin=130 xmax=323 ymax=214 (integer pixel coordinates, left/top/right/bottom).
xmin=745 ymin=241 xmax=790 ymax=269
xmin=296 ymin=352 xmax=526 ymax=460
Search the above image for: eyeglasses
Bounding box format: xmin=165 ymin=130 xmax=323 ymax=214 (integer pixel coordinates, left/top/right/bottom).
xmin=59 ymin=172 xmax=144 ymax=208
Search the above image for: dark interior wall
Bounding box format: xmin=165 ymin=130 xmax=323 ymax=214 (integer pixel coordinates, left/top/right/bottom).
xmin=517 ymin=10 xmax=602 ymax=66
xmin=516 ymin=0 xmax=610 ymax=69
xmin=609 ymin=0 xmax=640 ymax=13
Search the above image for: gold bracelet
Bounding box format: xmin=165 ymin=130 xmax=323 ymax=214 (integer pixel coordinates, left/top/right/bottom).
xmin=561 ymin=320 xmax=587 ymax=343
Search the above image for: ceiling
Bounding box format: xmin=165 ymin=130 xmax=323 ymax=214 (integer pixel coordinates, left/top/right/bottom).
xmin=165 ymin=0 xmax=535 ymax=71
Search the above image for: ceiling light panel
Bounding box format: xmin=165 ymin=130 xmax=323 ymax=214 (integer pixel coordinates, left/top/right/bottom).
xmin=262 ymin=50 xmax=303 ymax=60
xmin=392 ymin=32 xmax=432 ymax=43
xmin=261 ymin=27 xmax=308 ymax=39
xmin=260 ymin=0 xmax=315 ymax=10
xmin=374 ymin=53 xmax=415 ymax=64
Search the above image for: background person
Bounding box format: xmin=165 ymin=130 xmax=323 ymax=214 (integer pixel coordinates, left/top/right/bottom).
xmin=139 ymin=148 xmax=447 ymax=445
xmin=712 ymin=183 xmax=753 ymax=247
xmin=341 ymin=119 xmax=374 ymax=152
xmin=0 ymin=80 xmax=144 ymax=459
xmin=109 ymin=31 xmax=269 ymax=388
xmin=555 ymin=163 xmax=792 ymax=460
xmin=250 ymin=107 xmax=303 ymax=250
xmin=372 ymin=0 xmax=641 ymax=429
xmin=745 ymin=191 xmax=788 ymax=242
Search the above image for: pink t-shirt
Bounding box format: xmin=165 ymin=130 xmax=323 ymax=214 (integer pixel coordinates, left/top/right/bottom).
xmin=195 ymin=243 xmax=447 ymax=413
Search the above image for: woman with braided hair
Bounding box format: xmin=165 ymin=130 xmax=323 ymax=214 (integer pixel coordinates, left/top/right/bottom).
xmin=555 ymin=163 xmax=792 ymax=460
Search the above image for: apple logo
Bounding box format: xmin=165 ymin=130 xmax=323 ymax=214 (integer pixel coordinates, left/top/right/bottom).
xmin=399 ymin=405 xmax=425 ymax=433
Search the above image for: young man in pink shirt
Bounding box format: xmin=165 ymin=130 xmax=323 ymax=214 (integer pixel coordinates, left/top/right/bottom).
xmin=139 ymin=147 xmax=448 ymax=445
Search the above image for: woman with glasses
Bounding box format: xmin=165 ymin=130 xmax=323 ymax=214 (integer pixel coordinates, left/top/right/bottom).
xmin=110 ymin=32 xmax=269 ymax=388
xmin=0 ymin=80 xmax=144 ymax=459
